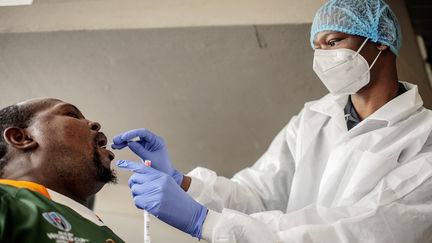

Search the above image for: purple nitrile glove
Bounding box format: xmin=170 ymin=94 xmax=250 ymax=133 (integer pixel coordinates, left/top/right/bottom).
xmin=112 ymin=128 xmax=183 ymax=185
xmin=117 ymin=160 xmax=208 ymax=238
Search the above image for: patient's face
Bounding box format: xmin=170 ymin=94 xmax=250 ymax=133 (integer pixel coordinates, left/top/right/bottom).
xmin=19 ymin=98 xmax=116 ymax=196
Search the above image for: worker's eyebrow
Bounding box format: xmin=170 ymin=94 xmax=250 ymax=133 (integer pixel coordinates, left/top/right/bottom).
xmin=313 ymin=32 xmax=339 ymax=45
xmin=313 ymin=33 xmax=329 ymax=46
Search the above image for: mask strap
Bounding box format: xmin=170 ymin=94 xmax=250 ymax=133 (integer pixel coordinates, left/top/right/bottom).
xmin=359 ymin=49 xmax=382 ymax=78
xmin=368 ymin=49 xmax=382 ymax=71
xmin=354 ymin=38 xmax=369 ymax=57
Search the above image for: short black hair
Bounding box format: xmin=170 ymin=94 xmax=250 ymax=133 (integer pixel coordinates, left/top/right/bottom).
xmin=0 ymin=104 xmax=35 ymax=174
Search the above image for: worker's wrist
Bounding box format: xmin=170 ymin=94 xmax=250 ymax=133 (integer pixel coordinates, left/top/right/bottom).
xmin=172 ymin=170 xmax=184 ymax=186
xmin=181 ymin=175 xmax=192 ymax=191
xmin=201 ymin=209 xmax=222 ymax=242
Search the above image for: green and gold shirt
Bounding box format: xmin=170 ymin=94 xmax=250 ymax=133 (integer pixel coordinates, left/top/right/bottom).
xmin=0 ymin=180 xmax=124 ymax=243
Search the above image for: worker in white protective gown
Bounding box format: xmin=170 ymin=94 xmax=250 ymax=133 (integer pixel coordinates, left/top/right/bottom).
xmin=113 ymin=0 xmax=432 ymax=242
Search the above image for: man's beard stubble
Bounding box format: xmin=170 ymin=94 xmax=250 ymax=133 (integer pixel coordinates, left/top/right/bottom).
xmin=93 ymin=148 xmax=117 ymax=184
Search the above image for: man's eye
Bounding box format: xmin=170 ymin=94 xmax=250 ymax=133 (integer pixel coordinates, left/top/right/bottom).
xmin=66 ymin=112 xmax=79 ymax=118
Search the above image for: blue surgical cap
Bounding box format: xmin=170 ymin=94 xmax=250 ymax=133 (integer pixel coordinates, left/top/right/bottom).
xmin=310 ymin=0 xmax=402 ymax=55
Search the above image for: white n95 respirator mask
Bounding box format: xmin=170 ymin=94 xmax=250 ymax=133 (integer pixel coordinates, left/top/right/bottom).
xmin=313 ymin=38 xmax=382 ymax=96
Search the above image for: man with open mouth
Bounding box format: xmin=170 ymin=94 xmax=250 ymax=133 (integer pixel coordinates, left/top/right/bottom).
xmin=0 ymin=98 xmax=124 ymax=243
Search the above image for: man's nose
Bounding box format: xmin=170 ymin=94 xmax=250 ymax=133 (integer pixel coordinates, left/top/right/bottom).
xmin=89 ymin=121 xmax=101 ymax=131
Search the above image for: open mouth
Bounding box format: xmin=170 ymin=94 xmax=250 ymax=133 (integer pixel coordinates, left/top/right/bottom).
xmin=96 ymin=133 xmax=115 ymax=161
xmin=97 ymin=134 xmax=107 ymax=147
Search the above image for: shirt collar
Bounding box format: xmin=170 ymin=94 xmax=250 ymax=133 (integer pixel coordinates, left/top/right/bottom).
xmin=365 ymin=82 xmax=423 ymax=126
xmin=0 ymin=179 xmax=51 ymax=199
xmin=0 ymin=179 xmax=105 ymax=226
xmin=48 ymin=189 xmax=105 ymax=226
xmin=311 ymin=81 xmax=423 ymax=126
xmin=310 ymin=92 xmax=348 ymax=117
xmin=344 ymin=96 xmax=361 ymax=130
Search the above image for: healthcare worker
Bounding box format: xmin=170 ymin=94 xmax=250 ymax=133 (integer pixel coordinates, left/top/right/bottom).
xmin=113 ymin=0 xmax=432 ymax=242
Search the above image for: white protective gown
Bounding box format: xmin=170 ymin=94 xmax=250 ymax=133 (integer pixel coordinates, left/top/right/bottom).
xmin=186 ymin=82 xmax=432 ymax=243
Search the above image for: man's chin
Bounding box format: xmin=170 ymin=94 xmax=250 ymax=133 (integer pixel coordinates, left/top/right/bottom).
xmin=93 ymin=149 xmax=117 ymax=184
xmin=97 ymin=168 xmax=117 ymax=184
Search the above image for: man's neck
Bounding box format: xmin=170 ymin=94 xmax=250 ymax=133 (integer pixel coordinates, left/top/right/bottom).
xmin=44 ymin=183 xmax=89 ymax=206
xmin=3 ymin=174 xmax=89 ymax=205
xmin=2 ymin=158 xmax=94 ymax=206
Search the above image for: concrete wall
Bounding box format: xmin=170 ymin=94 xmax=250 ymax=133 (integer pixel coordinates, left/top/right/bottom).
xmin=0 ymin=0 xmax=326 ymax=32
xmin=0 ymin=0 xmax=429 ymax=105
xmin=0 ymin=24 xmax=323 ymax=180
xmin=0 ymin=24 xmax=323 ymax=243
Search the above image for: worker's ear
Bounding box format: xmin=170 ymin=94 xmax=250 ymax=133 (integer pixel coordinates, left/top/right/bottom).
xmin=3 ymin=127 xmax=38 ymax=151
xmin=376 ymin=43 xmax=389 ymax=51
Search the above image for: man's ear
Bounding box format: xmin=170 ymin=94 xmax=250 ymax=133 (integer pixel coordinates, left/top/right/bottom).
xmin=3 ymin=127 xmax=38 ymax=151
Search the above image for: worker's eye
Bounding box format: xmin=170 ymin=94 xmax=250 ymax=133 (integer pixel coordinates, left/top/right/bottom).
xmin=328 ymin=39 xmax=341 ymax=47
